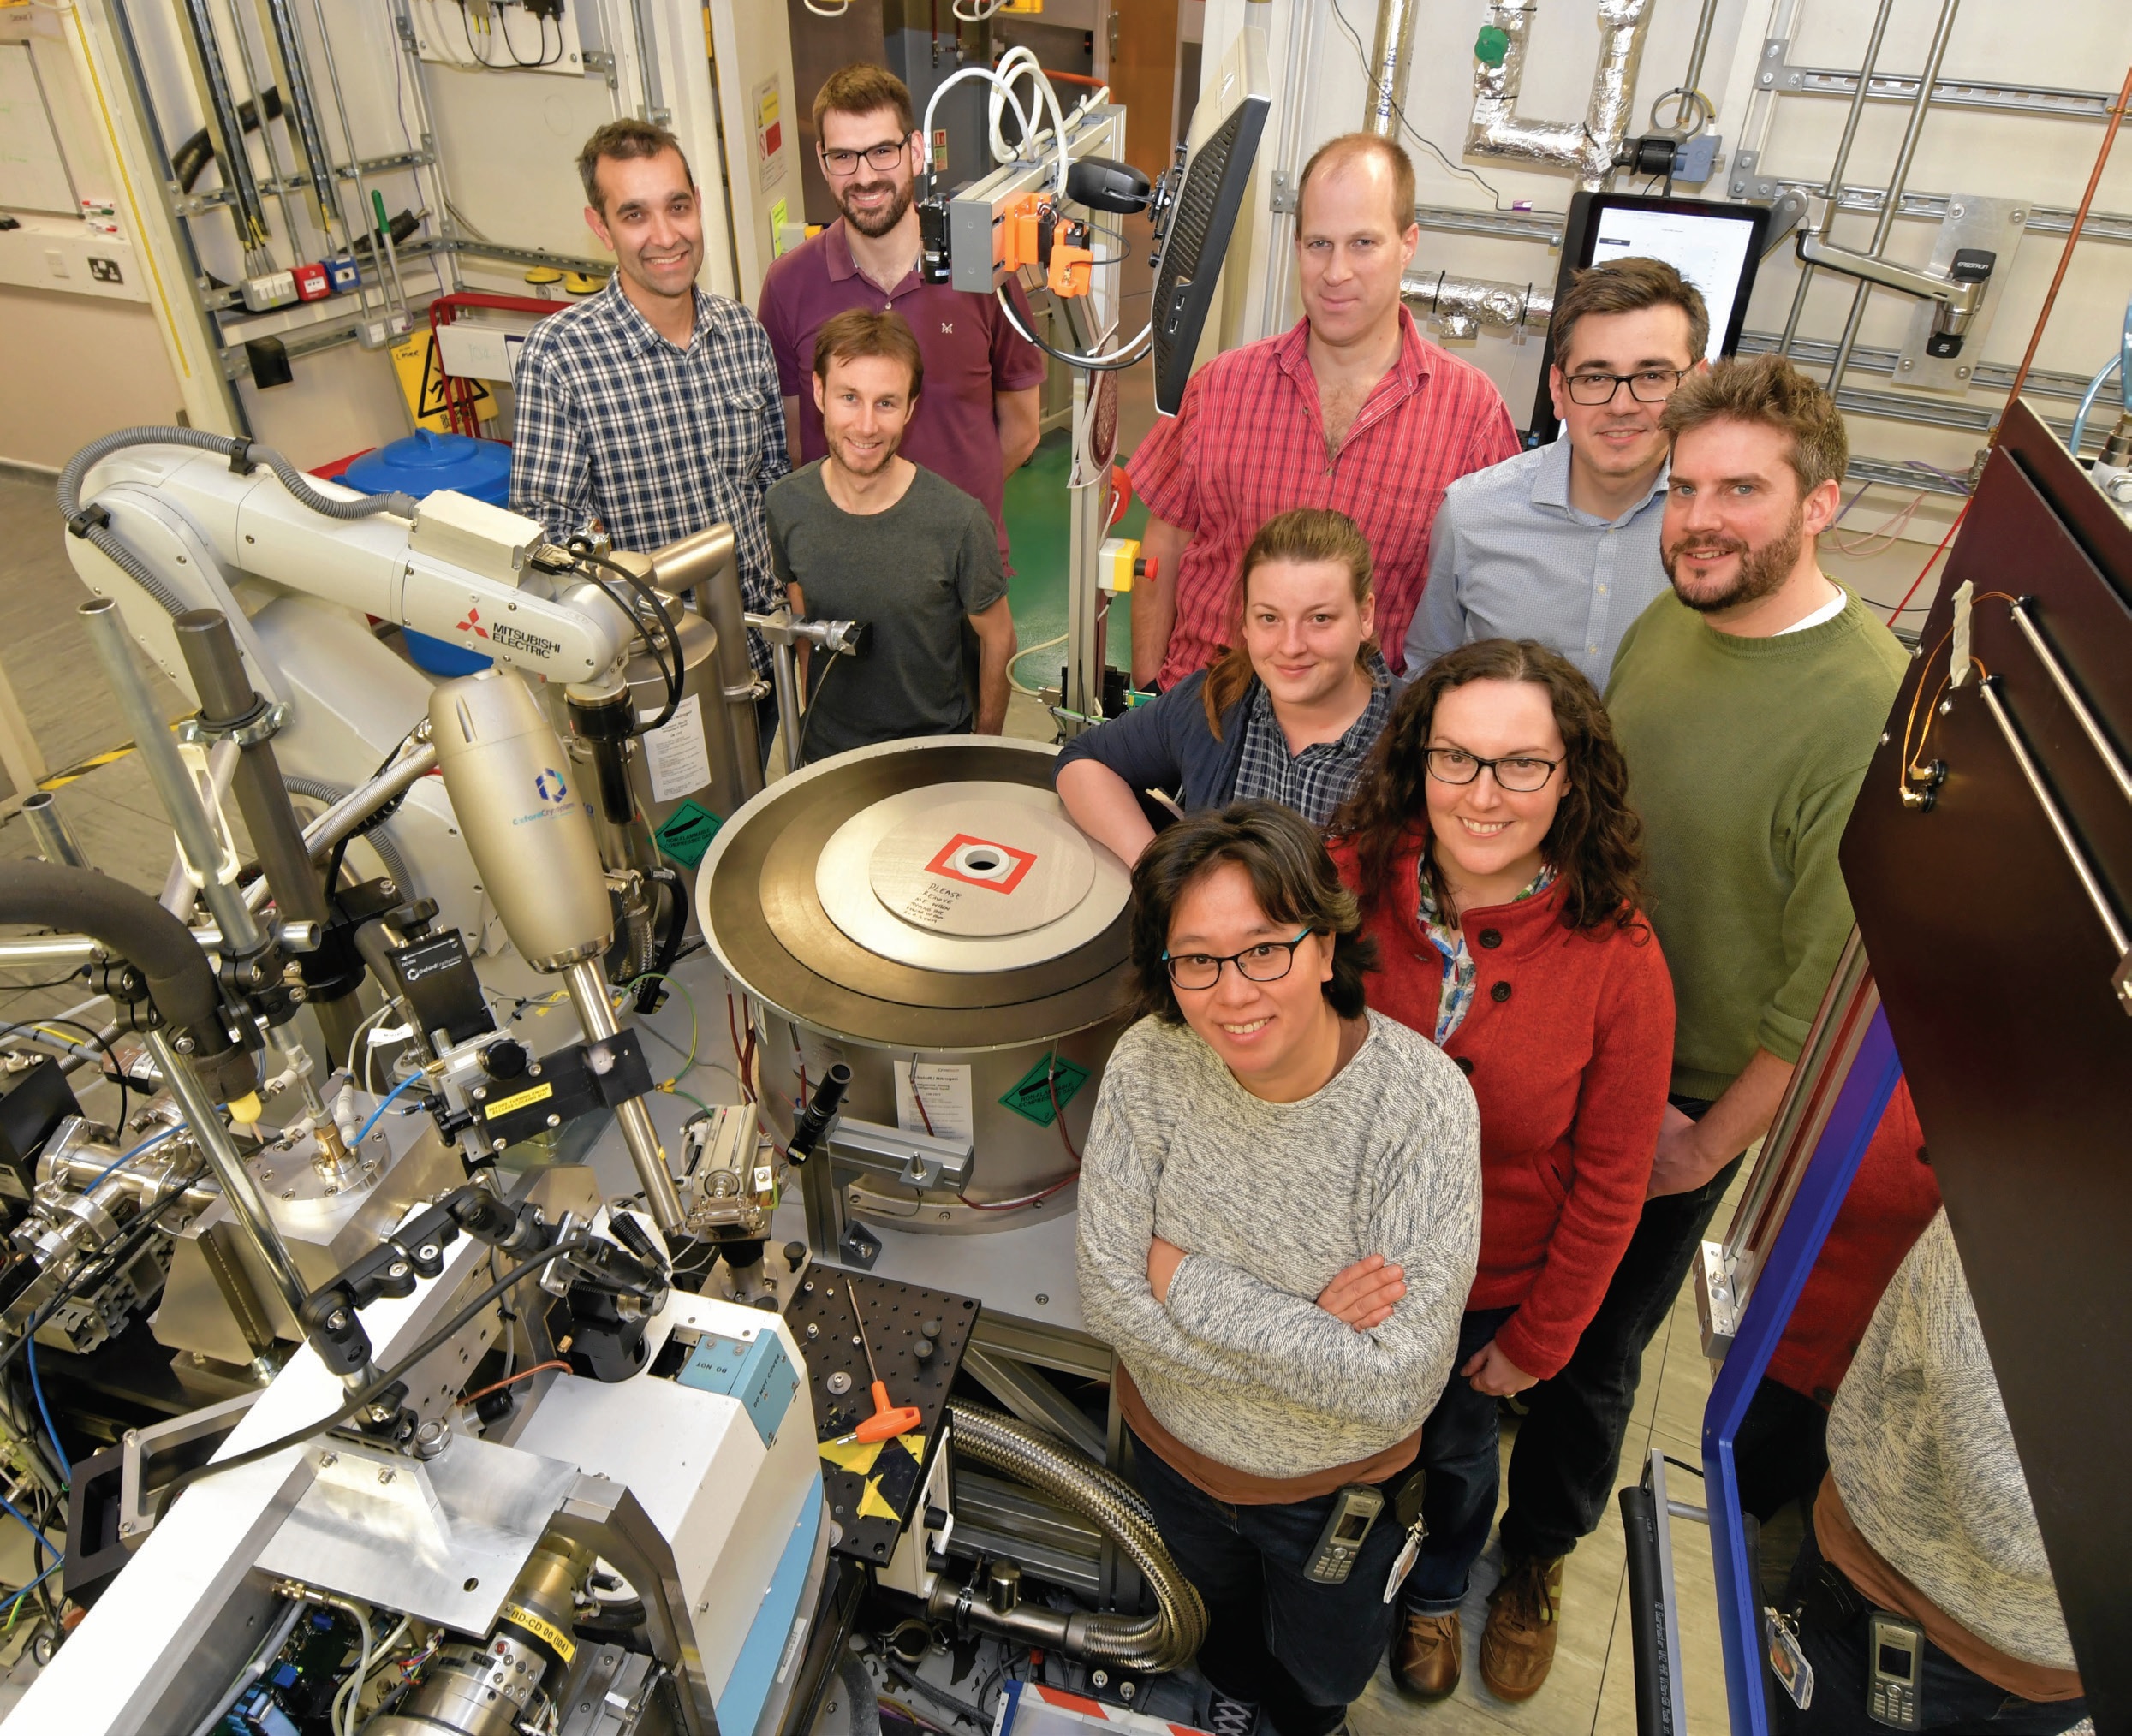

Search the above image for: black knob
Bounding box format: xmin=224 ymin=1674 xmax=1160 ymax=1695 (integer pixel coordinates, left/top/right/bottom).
xmin=912 ymin=1337 xmax=936 ymax=1364
xmin=480 ymin=1038 xmax=530 ymax=1079
xmin=783 ymin=1240 xmax=807 ymax=1273
xmin=920 ymin=1317 xmax=942 ymax=1340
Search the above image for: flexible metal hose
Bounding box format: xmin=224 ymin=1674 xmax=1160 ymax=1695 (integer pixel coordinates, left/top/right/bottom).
xmin=941 ymin=1400 xmax=1206 ymax=1673
xmin=281 ymin=776 xmax=413 ymax=890
xmin=57 ymin=426 xmax=419 ymax=620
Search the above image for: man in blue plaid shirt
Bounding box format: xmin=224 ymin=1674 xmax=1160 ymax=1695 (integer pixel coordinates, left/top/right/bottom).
xmin=511 ymin=119 xmax=789 ymax=710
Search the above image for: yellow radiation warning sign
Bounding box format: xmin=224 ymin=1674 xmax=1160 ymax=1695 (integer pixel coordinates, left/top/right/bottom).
xmin=390 ymin=330 xmax=491 ymax=432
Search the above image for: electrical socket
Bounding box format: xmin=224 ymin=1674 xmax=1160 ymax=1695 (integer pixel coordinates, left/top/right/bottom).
xmin=88 ymin=258 xmax=123 ymax=284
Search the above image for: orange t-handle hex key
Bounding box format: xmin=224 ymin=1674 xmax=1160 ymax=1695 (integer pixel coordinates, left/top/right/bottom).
xmin=849 ymin=1284 xmax=922 ymax=1444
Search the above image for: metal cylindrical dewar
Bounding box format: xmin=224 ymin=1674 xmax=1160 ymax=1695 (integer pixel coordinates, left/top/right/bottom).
xmin=564 ymin=960 xmax=684 ymax=1234
xmin=429 ymin=671 xmax=612 ymax=973
xmin=652 ymin=522 xmax=761 ymax=806
xmin=174 ymin=610 xmax=326 ymax=930
xmin=21 ymin=794 xmax=88 ymax=869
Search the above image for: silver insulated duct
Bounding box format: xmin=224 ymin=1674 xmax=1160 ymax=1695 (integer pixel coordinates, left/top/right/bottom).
xmin=1402 ymin=269 xmax=1554 ymax=340
xmin=1467 ymin=0 xmax=1656 ymax=191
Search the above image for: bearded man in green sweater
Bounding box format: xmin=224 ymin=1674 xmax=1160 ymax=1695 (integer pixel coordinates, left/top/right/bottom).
xmin=1478 ymin=354 xmax=1909 ymax=1698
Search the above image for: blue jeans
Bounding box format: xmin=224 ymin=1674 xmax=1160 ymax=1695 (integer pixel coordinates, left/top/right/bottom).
xmin=1775 ymin=1507 xmax=2087 ymax=1735
xmin=1129 ymin=1430 xmax=1414 ymax=1736
xmin=1399 ymin=1305 xmax=1517 ymax=1616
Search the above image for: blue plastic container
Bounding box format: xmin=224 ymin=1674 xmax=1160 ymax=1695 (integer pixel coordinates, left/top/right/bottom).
xmin=342 ymin=430 xmax=514 ymax=675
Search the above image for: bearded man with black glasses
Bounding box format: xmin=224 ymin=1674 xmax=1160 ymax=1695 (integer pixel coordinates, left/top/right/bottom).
xmin=1407 ymin=257 xmax=1710 ymax=687
xmin=759 ymin=65 xmax=1044 ymax=572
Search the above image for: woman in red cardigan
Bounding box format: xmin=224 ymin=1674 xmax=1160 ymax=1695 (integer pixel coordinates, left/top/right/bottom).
xmin=1327 ymin=639 xmax=1674 ymax=1702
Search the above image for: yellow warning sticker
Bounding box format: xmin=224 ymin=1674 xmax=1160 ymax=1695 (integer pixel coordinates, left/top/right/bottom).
xmin=484 ymin=1082 xmax=554 ymax=1121
xmin=501 ymin=1602 xmax=576 ymax=1663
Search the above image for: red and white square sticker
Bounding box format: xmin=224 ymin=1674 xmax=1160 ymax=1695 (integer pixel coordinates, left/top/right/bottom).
xmin=926 ymin=833 xmax=1036 ymax=893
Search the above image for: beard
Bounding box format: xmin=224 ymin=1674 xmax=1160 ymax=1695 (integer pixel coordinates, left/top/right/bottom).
xmin=836 ymin=175 xmax=914 ymax=239
xmin=1663 ymin=502 xmax=1805 ymax=614
xmin=826 ymin=426 xmax=902 ymax=478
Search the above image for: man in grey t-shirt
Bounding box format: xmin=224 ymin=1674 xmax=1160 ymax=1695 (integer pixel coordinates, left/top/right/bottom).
xmin=765 ymin=308 xmax=1016 ymax=764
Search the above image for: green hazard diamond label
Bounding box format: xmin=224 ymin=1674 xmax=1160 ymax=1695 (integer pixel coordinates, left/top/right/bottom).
xmin=999 ymin=1055 xmax=1090 ymax=1127
xmin=653 ymin=799 xmax=723 ymax=868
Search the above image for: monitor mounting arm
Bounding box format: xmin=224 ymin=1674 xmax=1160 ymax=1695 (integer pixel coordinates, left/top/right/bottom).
xmin=1796 ymin=197 xmax=1997 ymax=358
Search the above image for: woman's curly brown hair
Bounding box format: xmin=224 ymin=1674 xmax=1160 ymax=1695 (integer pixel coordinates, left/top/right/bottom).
xmin=1329 ymin=639 xmax=1647 ymax=936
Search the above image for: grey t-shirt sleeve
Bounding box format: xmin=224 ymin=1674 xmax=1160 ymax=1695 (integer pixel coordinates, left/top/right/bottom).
xmin=956 ymin=500 xmax=1010 ymax=616
xmin=765 ymin=474 xmax=798 ymax=590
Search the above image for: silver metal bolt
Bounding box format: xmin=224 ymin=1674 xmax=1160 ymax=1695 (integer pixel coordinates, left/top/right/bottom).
xmin=1035 ymin=1293 xmax=1049 ymax=1305
xmin=1939 ymin=699 xmax=1955 ymax=716
xmin=378 ymin=1468 xmax=396 ymax=1484
xmin=1950 ymin=203 xmax=1965 ymax=217
xmin=1091 ymin=1670 xmax=1110 ymax=1689
xmin=2011 ymin=211 xmax=2026 ymax=223
xmin=1880 ymin=731 xmax=1891 ymax=744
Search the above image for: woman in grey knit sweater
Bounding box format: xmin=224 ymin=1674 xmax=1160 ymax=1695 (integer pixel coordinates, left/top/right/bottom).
xmin=1076 ymin=802 xmax=1480 ymax=1736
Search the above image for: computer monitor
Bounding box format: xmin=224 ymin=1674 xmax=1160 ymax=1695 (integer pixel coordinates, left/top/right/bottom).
xmin=1150 ymin=27 xmax=1270 ymax=418
xmin=1526 ymin=192 xmax=1771 ymax=444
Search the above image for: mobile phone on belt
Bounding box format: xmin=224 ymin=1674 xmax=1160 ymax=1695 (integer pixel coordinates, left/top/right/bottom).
xmin=1304 ymin=1485 xmax=1385 ymax=1585
xmin=1867 ymin=1613 xmax=1924 ymax=1728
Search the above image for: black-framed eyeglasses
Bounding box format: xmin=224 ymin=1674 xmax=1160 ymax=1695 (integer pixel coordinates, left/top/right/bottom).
xmin=1423 ymin=747 xmax=1561 ymax=793
xmin=819 ymin=139 xmax=909 ymax=175
xmin=1162 ymin=929 xmax=1315 ymax=991
xmin=1563 ymin=367 xmax=1691 ymax=406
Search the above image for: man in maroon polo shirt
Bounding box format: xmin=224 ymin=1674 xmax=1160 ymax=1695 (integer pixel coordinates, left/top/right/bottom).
xmin=759 ymin=64 xmax=1045 ymax=566
xmin=1128 ymin=133 xmax=1520 ymax=690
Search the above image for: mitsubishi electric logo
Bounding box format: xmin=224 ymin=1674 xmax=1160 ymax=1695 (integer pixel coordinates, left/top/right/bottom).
xmin=456 ymin=604 xmax=490 ymax=638
xmin=490 ymin=621 xmax=563 ymax=658
xmin=535 ymin=768 xmax=569 ymax=802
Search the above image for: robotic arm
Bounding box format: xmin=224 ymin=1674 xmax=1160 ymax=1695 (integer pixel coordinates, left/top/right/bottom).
xmin=63 ymin=435 xmax=631 ymax=694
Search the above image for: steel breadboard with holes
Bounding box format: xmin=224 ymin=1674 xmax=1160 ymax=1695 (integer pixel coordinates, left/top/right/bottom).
xmin=785 ymin=1269 xmax=978 ymax=1567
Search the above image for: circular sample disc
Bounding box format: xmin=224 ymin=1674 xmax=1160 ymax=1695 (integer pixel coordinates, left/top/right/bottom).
xmin=815 ymin=783 xmax=1117 ymax=971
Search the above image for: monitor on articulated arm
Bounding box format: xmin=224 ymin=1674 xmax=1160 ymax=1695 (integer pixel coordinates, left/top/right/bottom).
xmin=1149 ymin=27 xmax=1271 ymax=418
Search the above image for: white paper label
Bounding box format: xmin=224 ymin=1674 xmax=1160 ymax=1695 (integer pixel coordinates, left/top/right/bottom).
xmin=895 ymin=1062 xmax=974 ymax=1144
xmin=639 ymin=693 xmax=712 ymax=802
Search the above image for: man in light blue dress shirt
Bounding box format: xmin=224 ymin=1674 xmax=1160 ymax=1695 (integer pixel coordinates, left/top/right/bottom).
xmin=1406 ymin=258 xmax=1711 ymax=689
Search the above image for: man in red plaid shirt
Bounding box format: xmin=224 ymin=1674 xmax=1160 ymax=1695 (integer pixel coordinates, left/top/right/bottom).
xmin=1128 ymin=134 xmax=1520 ymax=691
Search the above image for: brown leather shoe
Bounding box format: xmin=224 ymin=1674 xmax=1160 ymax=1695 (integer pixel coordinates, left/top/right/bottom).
xmin=1480 ymin=1554 xmax=1564 ymax=1702
xmin=1390 ymin=1609 xmax=1462 ymax=1700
